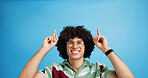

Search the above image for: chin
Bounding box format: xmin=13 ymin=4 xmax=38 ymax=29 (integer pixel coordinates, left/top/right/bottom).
xmin=69 ymin=56 xmax=83 ymax=60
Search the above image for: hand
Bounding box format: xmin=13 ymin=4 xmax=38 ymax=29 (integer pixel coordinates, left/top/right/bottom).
xmin=42 ymin=30 xmax=59 ymax=52
xmin=93 ymin=28 xmax=111 ymax=53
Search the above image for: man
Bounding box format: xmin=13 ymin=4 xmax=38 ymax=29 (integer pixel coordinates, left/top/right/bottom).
xmin=19 ymin=26 xmax=134 ymax=78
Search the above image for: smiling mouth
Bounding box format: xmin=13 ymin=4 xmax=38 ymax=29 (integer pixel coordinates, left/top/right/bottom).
xmin=71 ymin=50 xmax=80 ymax=54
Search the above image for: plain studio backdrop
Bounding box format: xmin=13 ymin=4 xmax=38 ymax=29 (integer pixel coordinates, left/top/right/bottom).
xmin=0 ymin=0 xmax=148 ymax=78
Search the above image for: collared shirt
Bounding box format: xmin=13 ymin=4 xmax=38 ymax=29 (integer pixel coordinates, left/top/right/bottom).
xmin=39 ymin=60 xmax=114 ymax=78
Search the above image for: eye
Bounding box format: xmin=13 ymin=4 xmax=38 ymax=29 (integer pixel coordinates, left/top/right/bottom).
xmin=77 ymin=41 xmax=83 ymax=44
xmin=68 ymin=41 xmax=73 ymax=44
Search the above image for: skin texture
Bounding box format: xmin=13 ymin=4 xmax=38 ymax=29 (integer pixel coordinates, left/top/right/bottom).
xmin=19 ymin=28 xmax=135 ymax=78
xmin=93 ymin=28 xmax=134 ymax=78
xmin=19 ymin=30 xmax=58 ymax=78
xmin=66 ymin=38 xmax=85 ymax=61
xmin=66 ymin=37 xmax=85 ymax=72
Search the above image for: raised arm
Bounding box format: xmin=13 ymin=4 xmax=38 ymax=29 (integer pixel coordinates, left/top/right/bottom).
xmin=19 ymin=30 xmax=58 ymax=78
xmin=93 ymin=28 xmax=134 ymax=78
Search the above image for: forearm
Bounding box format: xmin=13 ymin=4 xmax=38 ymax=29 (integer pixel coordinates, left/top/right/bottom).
xmin=106 ymin=49 xmax=134 ymax=78
xmin=93 ymin=28 xmax=134 ymax=78
xmin=19 ymin=47 xmax=49 ymax=78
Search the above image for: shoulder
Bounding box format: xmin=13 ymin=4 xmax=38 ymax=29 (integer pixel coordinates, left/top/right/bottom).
xmin=92 ymin=61 xmax=113 ymax=72
xmin=38 ymin=62 xmax=64 ymax=78
xmin=45 ymin=62 xmax=64 ymax=71
xmin=87 ymin=61 xmax=114 ymax=78
xmin=87 ymin=61 xmax=102 ymax=68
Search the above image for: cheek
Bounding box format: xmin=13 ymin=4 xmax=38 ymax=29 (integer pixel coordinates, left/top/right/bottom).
xmin=82 ymin=46 xmax=85 ymax=53
xmin=66 ymin=46 xmax=70 ymax=54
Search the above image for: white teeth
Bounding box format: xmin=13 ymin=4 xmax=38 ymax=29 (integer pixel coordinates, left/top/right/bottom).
xmin=72 ymin=51 xmax=79 ymax=53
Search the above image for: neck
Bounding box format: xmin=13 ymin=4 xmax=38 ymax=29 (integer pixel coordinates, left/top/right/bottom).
xmin=68 ymin=58 xmax=84 ymax=72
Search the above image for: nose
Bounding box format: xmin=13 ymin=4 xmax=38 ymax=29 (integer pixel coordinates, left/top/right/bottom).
xmin=72 ymin=43 xmax=78 ymax=49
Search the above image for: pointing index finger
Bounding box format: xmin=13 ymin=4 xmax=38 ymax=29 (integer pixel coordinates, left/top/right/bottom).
xmin=97 ymin=28 xmax=100 ymax=35
xmin=52 ymin=29 xmax=56 ymax=36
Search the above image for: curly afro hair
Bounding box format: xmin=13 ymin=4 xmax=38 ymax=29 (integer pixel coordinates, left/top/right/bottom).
xmin=56 ymin=26 xmax=95 ymax=60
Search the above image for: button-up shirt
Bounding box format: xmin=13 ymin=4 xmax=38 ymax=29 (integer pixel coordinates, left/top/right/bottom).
xmin=39 ymin=60 xmax=114 ymax=78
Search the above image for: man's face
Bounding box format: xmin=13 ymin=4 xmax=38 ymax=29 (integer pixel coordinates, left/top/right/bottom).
xmin=66 ymin=37 xmax=85 ymax=60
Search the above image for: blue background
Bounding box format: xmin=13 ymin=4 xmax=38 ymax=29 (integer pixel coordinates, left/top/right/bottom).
xmin=0 ymin=0 xmax=148 ymax=78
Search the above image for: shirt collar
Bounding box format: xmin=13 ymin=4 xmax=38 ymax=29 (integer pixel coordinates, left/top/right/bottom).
xmin=61 ymin=60 xmax=91 ymax=67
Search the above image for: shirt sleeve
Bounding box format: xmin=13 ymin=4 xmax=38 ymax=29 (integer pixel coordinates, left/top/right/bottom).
xmin=38 ymin=69 xmax=48 ymax=78
xmin=96 ymin=62 xmax=115 ymax=78
xmin=102 ymin=65 xmax=114 ymax=78
xmin=38 ymin=64 xmax=54 ymax=78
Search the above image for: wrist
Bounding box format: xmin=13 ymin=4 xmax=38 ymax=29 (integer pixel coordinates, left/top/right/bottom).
xmin=40 ymin=46 xmax=50 ymax=54
xmin=105 ymin=49 xmax=114 ymax=56
xmin=102 ymin=46 xmax=111 ymax=53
